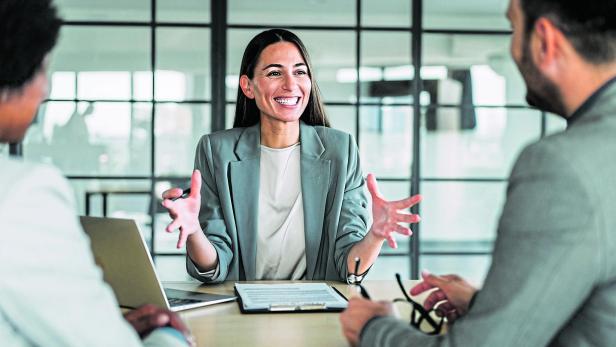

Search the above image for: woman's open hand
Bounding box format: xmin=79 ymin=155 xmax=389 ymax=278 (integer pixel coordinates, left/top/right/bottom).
xmin=161 ymin=170 xmax=202 ymax=249
xmin=366 ymin=173 xmax=422 ymax=248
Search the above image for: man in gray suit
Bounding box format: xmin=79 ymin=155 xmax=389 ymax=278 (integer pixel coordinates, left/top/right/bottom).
xmin=341 ymin=0 xmax=616 ymax=346
xmin=0 ymin=1 xmax=192 ymax=346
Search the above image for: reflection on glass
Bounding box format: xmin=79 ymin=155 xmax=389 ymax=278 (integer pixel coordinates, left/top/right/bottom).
xmin=227 ymin=29 xmax=356 ymax=103
xmin=155 ymin=103 xmax=211 ymax=176
xmin=55 ymin=0 xmax=150 ymax=21
xmin=360 ymin=106 xmax=413 ymax=177
xmin=424 ymin=0 xmax=510 ymax=30
xmin=421 ymin=108 xmax=541 ymax=179
xmin=23 ymin=102 xmax=152 ymax=176
xmin=362 ymin=0 xmax=411 ymax=27
xmin=228 ymin=0 xmax=355 ymax=26
xmin=420 ymin=181 xmax=505 ymax=247
xmin=156 ymin=28 xmax=211 ymax=101
xmin=360 ymin=32 xmax=412 ymax=104
xmin=420 ymin=255 xmax=492 ymax=286
xmin=157 ymin=0 xmax=210 ymax=23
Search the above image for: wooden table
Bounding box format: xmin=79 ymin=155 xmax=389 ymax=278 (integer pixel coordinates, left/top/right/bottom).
xmin=163 ymin=280 xmax=421 ymax=347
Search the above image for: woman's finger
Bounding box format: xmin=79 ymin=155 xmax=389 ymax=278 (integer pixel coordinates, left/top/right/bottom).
xmin=389 ymin=194 xmax=422 ymax=209
xmin=394 ymin=225 xmax=412 ymax=236
xmin=395 ymin=212 xmax=421 ymax=224
xmin=166 ymin=218 xmax=182 ymax=233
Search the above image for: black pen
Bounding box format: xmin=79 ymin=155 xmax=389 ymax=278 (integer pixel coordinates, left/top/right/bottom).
xmin=353 ymin=257 xmax=371 ymax=299
xmin=171 ymin=188 xmax=191 ymax=201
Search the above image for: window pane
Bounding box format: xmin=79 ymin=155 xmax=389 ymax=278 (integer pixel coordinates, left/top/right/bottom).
xmin=158 ymin=0 xmax=210 ymax=23
xmin=360 ymin=106 xmax=413 ymax=177
xmin=365 ymin=256 xmax=410 ymax=280
xmin=425 ymin=0 xmax=510 ymax=30
xmin=420 ymin=181 xmax=505 ymax=251
xmin=69 ymin=178 xmax=151 ymax=239
xmin=24 ymin=101 xmax=152 ymax=176
xmin=423 ymin=34 xmax=525 ymax=106
xmin=228 ymin=0 xmax=355 ymax=26
xmin=156 ymin=28 xmax=210 ymax=101
xmin=154 ymin=256 xmax=194 ymax=281
xmin=50 ymin=27 xmax=151 ymax=100
xmin=360 ymin=31 xmax=412 ymax=104
xmin=227 ymin=29 xmax=356 ymax=104
xmin=422 ymin=108 xmax=541 ymax=179
xmin=327 ymin=105 xmax=357 ymax=140
xmin=420 ymin=255 xmax=492 ymax=286
xmin=362 ymin=0 xmax=411 ymax=27
xmin=546 ymin=113 xmax=567 ymax=135
xmin=155 ymin=103 xmax=211 ymax=176
xmin=55 ymin=0 xmax=150 ymax=21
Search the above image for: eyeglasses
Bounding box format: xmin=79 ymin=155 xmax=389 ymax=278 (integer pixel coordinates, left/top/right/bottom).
xmin=393 ymin=273 xmax=444 ymax=335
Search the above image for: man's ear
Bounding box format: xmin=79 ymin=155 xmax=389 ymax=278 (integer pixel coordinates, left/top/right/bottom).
xmin=239 ymin=75 xmax=254 ymax=99
xmin=531 ymin=17 xmax=562 ymax=72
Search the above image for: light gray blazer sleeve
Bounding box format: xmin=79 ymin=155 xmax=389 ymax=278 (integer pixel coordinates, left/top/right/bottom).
xmin=0 ymin=164 xmax=146 ymax=347
xmin=362 ymin=140 xmax=602 ymax=346
xmin=334 ymin=134 xmax=371 ymax=281
xmin=186 ymin=135 xmax=233 ymax=283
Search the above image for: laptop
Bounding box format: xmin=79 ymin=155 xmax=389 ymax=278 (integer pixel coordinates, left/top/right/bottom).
xmin=80 ymin=216 xmax=236 ymax=311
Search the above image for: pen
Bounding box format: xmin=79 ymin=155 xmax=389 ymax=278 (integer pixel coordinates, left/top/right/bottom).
xmin=353 ymin=257 xmax=371 ymax=299
xmin=171 ymin=188 xmax=191 ymax=201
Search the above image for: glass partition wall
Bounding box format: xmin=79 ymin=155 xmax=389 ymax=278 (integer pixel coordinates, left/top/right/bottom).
xmin=14 ymin=0 xmax=567 ymax=282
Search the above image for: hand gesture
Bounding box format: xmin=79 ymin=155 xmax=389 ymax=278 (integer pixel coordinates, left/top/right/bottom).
xmin=366 ymin=173 xmax=422 ymax=248
xmin=161 ymin=170 xmax=202 ymax=249
xmin=124 ymin=304 xmax=195 ymax=346
xmin=410 ymin=271 xmax=478 ymax=323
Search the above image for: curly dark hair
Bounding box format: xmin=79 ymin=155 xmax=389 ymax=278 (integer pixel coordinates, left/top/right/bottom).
xmin=0 ymin=0 xmax=61 ymax=90
xmin=520 ymin=0 xmax=616 ymax=63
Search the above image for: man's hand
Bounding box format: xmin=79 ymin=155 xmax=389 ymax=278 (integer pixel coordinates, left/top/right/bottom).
xmin=410 ymin=271 xmax=478 ymax=322
xmin=340 ymin=297 xmax=395 ymax=347
xmin=161 ymin=169 xmax=203 ymax=249
xmin=123 ymin=304 xmax=193 ymax=345
xmin=366 ymin=173 xmax=422 ymax=249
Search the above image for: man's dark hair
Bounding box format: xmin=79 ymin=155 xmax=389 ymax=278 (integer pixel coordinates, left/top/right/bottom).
xmin=0 ymin=0 xmax=62 ymax=90
xmin=520 ymin=0 xmax=616 ymax=63
xmin=233 ymin=28 xmax=330 ymax=128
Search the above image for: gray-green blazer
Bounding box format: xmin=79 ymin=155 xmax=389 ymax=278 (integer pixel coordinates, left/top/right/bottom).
xmin=186 ymin=121 xmax=370 ymax=283
xmin=362 ymin=80 xmax=616 ymax=346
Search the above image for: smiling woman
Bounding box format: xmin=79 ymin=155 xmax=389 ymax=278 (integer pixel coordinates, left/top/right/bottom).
xmin=161 ymin=29 xmax=423 ymax=284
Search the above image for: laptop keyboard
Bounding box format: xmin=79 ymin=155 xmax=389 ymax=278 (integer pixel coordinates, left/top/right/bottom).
xmin=168 ymin=297 xmax=202 ymax=307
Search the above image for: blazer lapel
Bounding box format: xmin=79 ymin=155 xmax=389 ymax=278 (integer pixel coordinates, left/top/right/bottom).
xmin=229 ymin=124 xmax=260 ymax=280
xmin=299 ymin=122 xmax=331 ymax=279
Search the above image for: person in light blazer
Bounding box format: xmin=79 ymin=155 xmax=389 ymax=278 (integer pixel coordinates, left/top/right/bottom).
xmin=161 ymin=29 xmax=422 ymax=283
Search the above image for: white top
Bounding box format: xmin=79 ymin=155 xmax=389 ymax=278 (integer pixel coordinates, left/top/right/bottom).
xmin=256 ymin=143 xmax=306 ymax=280
xmin=0 ymin=157 xmax=186 ymax=347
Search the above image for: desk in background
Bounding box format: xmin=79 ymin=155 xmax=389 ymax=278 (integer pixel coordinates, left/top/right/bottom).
xmin=164 ymin=280 xmax=421 ymax=347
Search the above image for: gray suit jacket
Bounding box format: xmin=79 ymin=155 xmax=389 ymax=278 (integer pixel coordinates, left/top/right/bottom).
xmin=0 ymin=158 xmax=186 ymax=347
xmin=362 ymin=81 xmax=616 ymax=346
xmin=186 ymin=121 xmax=370 ymax=283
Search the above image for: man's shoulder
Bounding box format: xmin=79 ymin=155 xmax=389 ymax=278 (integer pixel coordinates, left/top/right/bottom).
xmin=0 ymin=158 xmax=68 ymax=205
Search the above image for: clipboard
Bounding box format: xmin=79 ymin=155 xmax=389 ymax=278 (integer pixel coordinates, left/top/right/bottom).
xmin=234 ymin=283 xmax=348 ymax=314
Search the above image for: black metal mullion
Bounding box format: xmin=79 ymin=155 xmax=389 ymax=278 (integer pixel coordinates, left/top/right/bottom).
xmin=355 ymin=0 xmax=361 ymax=143
xmin=211 ymin=0 xmax=227 ymax=132
xmin=410 ymin=0 xmax=423 ymax=280
xmin=540 ymin=111 xmax=547 ymax=137
xmin=149 ymin=0 xmax=157 ymax=255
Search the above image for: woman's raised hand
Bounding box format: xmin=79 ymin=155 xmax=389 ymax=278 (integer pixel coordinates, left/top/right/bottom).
xmin=161 ymin=170 xmax=202 ymax=249
xmin=366 ymin=173 xmax=422 ymax=248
